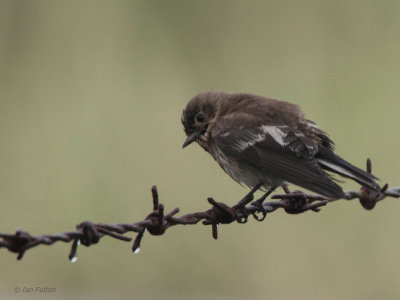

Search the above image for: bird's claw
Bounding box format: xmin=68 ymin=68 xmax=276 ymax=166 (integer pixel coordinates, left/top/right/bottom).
xmin=235 ymin=208 xmax=249 ymax=223
xmin=251 ymin=199 xmax=267 ymax=221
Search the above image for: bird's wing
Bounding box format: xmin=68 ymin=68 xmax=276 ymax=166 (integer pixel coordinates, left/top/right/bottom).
xmin=212 ymin=116 xmax=344 ymax=198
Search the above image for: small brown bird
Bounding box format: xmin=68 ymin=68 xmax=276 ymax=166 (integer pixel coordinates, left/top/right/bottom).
xmin=181 ymin=91 xmax=379 ymax=200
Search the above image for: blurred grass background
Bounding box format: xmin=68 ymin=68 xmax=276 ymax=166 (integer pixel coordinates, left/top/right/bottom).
xmin=0 ymin=0 xmax=399 ymax=299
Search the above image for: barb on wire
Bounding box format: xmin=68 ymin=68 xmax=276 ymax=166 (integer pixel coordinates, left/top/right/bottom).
xmin=0 ymin=158 xmax=399 ymax=261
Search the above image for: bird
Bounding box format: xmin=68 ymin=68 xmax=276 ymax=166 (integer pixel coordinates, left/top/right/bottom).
xmin=181 ymin=91 xmax=379 ymax=201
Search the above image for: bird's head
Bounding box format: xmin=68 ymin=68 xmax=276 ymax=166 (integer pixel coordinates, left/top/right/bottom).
xmin=181 ymin=92 xmax=227 ymax=149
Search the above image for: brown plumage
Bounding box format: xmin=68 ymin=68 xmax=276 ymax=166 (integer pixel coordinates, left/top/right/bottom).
xmin=182 ymin=91 xmax=379 ymax=199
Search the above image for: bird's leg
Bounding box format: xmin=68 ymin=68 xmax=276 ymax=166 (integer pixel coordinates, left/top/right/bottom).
xmin=253 ymin=185 xmax=278 ymax=206
xmin=233 ymin=183 xmax=262 ymax=223
xmin=233 ymin=183 xmax=262 ymax=210
xmin=251 ymin=185 xmax=279 ymax=221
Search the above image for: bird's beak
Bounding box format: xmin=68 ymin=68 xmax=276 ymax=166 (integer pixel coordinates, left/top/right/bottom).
xmin=182 ymin=133 xmax=197 ymax=148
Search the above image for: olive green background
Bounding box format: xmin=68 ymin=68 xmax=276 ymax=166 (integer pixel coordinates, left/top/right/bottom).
xmin=1 ymin=1 xmax=399 ymax=299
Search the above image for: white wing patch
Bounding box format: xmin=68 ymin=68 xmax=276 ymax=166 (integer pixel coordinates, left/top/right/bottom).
xmin=305 ymin=120 xmax=319 ymax=129
xmin=261 ymin=125 xmax=289 ymax=147
xmin=234 ymin=132 xmax=265 ymax=151
xmin=220 ymin=131 xmax=231 ymax=137
xmin=232 ymin=125 xmax=290 ymax=151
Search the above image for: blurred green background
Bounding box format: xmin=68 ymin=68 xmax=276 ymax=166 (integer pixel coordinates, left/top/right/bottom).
xmin=1 ymin=0 xmax=399 ymax=299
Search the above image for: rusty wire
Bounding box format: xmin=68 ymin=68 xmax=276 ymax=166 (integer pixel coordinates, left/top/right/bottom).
xmin=0 ymin=159 xmax=399 ymax=261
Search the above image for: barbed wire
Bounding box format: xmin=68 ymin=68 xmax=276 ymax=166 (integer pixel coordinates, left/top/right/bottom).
xmin=0 ymin=159 xmax=399 ymax=261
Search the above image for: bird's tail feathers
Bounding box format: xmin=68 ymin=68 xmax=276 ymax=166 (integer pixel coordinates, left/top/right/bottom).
xmin=317 ymin=149 xmax=379 ymax=192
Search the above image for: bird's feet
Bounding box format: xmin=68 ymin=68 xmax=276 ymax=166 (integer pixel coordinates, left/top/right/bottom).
xmin=232 ymin=184 xmax=278 ymax=222
xmin=250 ymin=185 xmax=278 ymax=221
xmin=232 ymin=184 xmax=262 ymax=223
xmin=251 ymin=198 xmax=267 ymax=221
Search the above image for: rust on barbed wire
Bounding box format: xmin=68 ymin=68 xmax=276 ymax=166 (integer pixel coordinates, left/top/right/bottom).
xmin=0 ymin=159 xmax=399 ymax=261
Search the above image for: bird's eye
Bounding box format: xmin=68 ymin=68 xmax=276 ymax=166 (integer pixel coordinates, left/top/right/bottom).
xmin=196 ymin=113 xmax=205 ymax=123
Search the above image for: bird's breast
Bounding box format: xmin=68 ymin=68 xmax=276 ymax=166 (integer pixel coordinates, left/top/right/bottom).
xmin=211 ymin=145 xmax=282 ymax=189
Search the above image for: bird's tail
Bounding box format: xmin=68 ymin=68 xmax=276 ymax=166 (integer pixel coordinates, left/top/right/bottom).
xmin=316 ymin=148 xmax=379 ymax=192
